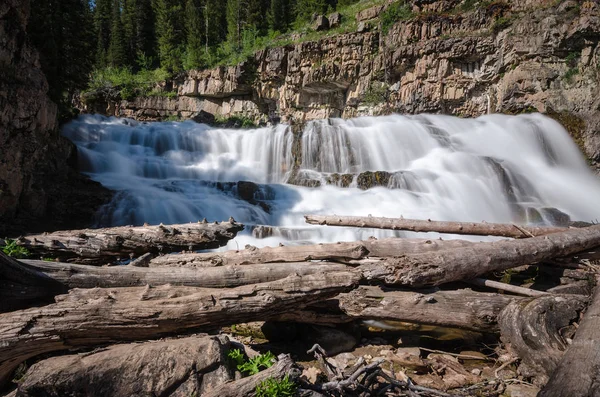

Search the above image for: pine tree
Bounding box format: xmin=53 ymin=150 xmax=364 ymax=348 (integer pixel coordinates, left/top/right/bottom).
xmin=155 ymin=0 xmax=185 ymax=72
xmin=94 ymin=0 xmax=112 ymax=67
xmin=226 ymin=0 xmax=244 ymax=51
xmin=135 ymin=0 xmax=158 ymax=68
xmin=268 ymin=0 xmax=292 ymax=32
xmin=295 ymin=0 xmax=328 ymax=22
xmin=205 ymin=0 xmax=227 ymax=51
xmin=122 ymin=0 xmax=138 ymax=67
xmin=108 ymin=0 xmax=128 ymax=67
xmin=246 ymin=0 xmax=269 ymax=35
xmin=184 ymin=0 xmax=204 ymax=70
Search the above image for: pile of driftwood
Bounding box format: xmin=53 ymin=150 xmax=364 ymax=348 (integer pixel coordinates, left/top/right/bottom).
xmin=1 ymin=215 xmax=599 ymax=396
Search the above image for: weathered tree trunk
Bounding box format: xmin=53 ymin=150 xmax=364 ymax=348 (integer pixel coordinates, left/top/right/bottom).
xmin=20 ymin=259 xmax=349 ymax=289
xmin=0 ymin=271 xmax=358 ymax=388
xmin=15 ymin=335 xmax=234 ymax=397
xmin=0 ymin=252 xmax=66 ymax=313
xmin=305 ymin=215 xmax=566 ymax=238
xmin=148 ymin=238 xmax=474 ymax=268
xmin=15 ymin=220 xmax=244 ymax=264
xmin=498 ymin=294 xmax=588 ymax=385
xmin=539 ymin=277 xmax=600 ymax=397
xmin=202 ymin=354 xmax=297 ymax=397
xmin=338 ymin=286 xmax=517 ymax=333
xmin=358 ymin=224 xmax=600 ymax=287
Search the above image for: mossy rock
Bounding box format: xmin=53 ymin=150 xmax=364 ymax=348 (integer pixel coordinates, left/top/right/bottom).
xmin=356 ymin=171 xmax=392 ymax=190
xmin=546 ymin=110 xmax=586 ymax=155
xmin=326 ymin=173 xmax=354 ymax=187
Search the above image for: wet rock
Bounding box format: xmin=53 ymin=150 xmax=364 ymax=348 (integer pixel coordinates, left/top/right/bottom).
xmin=16 ymin=335 xmax=235 ymax=397
xmin=236 ymin=181 xmax=259 ymax=201
xmin=356 ymin=171 xmax=392 ymax=190
xmin=539 ymin=207 xmax=571 ymax=227
xmin=326 ymin=173 xmax=354 ymax=187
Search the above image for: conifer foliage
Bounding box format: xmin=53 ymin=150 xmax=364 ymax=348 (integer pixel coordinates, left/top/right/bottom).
xmin=27 ymin=0 xmax=359 ymax=108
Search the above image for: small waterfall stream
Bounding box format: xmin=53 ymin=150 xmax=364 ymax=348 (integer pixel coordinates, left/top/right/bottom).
xmin=62 ymin=113 xmax=600 ymax=248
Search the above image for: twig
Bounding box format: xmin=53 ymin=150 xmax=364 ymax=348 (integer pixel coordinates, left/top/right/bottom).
xmin=419 ymin=347 xmax=495 ymax=361
xmin=513 ymin=224 xmax=535 ymax=238
xmin=495 ymin=357 xmax=519 ymax=378
xmin=467 ymin=277 xmax=548 ymax=297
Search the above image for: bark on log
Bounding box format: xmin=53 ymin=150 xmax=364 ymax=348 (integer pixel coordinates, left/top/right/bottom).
xmin=0 ymin=271 xmax=359 ymax=389
xmin=305 ymin=215 xmax=566 ymax=238
xmin=202 ymin=354 xmax=297 ymax=397
xmin=358 ymin=224 xmax=600 ymax=287
xmin=21 ymin=259 xmax=349 ymax=289
xmin=498 ymin=294 xmax=587 ymax=385
xmin=0 ymin=252 xmax=67 ymax=313
xmin=14 ymin=221 xmax=244 ymax=264
xmin=338 ymin=286 xmax=517 ymax=333
xmin=148 ymin=238 xmax=474 ymax=268
xmin=15 ymin=335 xmax=235 ymax=397
xmin=539 ymin=277 xmax=600 ymax=397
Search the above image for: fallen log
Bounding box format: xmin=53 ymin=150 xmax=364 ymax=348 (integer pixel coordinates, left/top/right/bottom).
xmin=0 ymin=252 xmax=66 ymax=313
xmin=202 ymin=354 xmax=297 ymax=397
xmin=498 ymin=294 xmax=587 ymax=385
xmin=338 ymin=286 xmax=517 ymax=333
xmin=305 ymin=215 xmax=566 ymax=238
xmin=148 ymin=238 xmax=474 ymax=268
xmin=14 ymin=220 xmax=244 ymax=264
xmin=20 ymin=259 xmax=349 ymax=289
xmin=14 ymin=335 xmax=235 ymax=397
xmin=358 ymin=224 xmax=600 ymax=287
xmin=539 ymin=276 xmax=600 ymax=397
xmin=0 ymin=271 xmax=358 ymax=388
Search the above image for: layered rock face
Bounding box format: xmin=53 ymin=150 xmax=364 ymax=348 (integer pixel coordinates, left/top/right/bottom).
xmin=89 ymin=0 xmax=600 ymax=167
xmin=0 ymin=0 xmax=111 ymax=235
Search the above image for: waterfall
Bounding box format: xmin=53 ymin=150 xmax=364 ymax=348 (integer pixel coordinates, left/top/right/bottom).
xmin=62 ymin=113 xmax=600 ymax=248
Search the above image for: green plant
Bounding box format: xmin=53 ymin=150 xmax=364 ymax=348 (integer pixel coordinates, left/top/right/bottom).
xmin=491 ymin=15 xmax=512 ymax=32
xmin=1 ymin=239 xmax=30 ymax=258
xmin=255 ymin=375 xmax=297 ymax=397
xmin=362 ymin=82 xmax=389 ymax=105
xmin=380 ymin=1 xmax=414 ymax=34
xmin=565 ymin=51 xmax=579 ymax=67
xmin=564 ymin=67 xmax=579 ymax=82
xmin=239 ymin=351 xmax=276 ymax=375
xmin=227 ymin=348 xmax=246 ymax=368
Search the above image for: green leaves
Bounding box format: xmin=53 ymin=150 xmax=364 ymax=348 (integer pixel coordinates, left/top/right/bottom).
xmin=227 ymin=349 xmax=276 ymax=375
xmin=1 ymin=239 xmax=30 ymax=259
xmin=256 ymin=375 xmax=297 ymax=397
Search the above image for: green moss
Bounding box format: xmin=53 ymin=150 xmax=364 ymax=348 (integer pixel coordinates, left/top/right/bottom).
xmin=546 ymin=110 xmax=586 ymax=154
xmin=564 ymin=67 xmax=579 ymax=83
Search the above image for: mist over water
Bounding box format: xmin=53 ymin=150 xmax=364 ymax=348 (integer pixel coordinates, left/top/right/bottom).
xmin=62 ymin=113 xmax=600 ymax=248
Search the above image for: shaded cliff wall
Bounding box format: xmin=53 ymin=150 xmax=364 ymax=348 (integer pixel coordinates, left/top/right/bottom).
xmin=0 ymin=0 xmax=111 ymax=235
xmin=87 ymin=0 xmax=600 ymax=168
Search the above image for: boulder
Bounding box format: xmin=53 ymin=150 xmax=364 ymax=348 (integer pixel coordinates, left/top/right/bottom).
xmin=313 ymin=15 xmax=330 ymax=31
xmin=328 ymin=12 xmax=342 ymax=28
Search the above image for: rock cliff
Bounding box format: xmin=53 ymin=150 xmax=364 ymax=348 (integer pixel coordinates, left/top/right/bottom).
xmin=86 ymin=0 xmax=600 ymax=168
xmin=0 ymin=0 xmax=111 ymax=235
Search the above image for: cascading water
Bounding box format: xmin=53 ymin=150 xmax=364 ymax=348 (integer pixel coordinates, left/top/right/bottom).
xmin=62 ymin=113 xmax=600 ymax=248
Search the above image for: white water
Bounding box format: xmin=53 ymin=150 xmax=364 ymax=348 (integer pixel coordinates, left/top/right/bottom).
xmin=62 ymin=113 xmax=600 ymax=248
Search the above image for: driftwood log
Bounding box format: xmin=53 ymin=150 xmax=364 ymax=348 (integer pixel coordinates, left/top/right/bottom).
xmin=14 ymin=335 xmax=234 ymax=397
xmin=20 ymin=259 xmax=349 ymax=289
xmin=148 ymin=238 xmax=475 ymax=267
xmin=498 ymin=294 xmax=588 ymax=385
xmin=0 ymin=271 xmax=359 ymax=388
xmin=14 ymin=220 xmax=244 ymax=264
xmin=539 ymin=276 xmax=600 ymax=397
xmin=0 ymin=252 xmax=67 ymax=312
xmin=305 ymin=215 xmax=566 ymax=238
xmin=358 ymin=224 xmax=600 ymax=287
xmin=338 ymin=286 xmax=518 ymax=333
